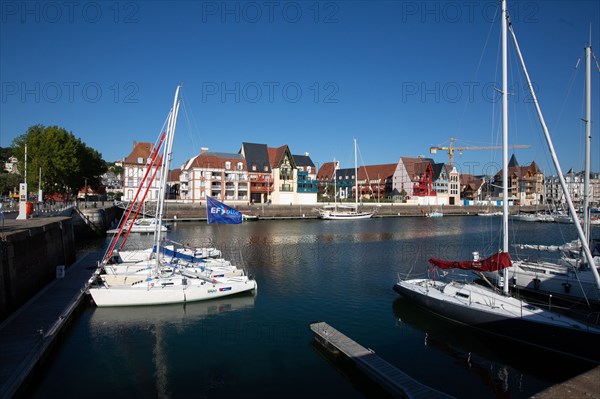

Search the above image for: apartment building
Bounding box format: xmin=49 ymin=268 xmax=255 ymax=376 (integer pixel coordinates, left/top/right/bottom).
xmin=122 ymin=141 xmax=162 ymax=201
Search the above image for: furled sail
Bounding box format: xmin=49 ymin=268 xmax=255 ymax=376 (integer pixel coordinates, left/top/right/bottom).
xmin=429 ymin=252 xmax=512 ymax=272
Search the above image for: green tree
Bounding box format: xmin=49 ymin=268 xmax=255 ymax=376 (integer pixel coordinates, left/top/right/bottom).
xmin=0 ymin=147 xmax=14 ymax=163
xmin=0 ymin=173 xmax=21 ymax=197
xmin=11 ymin=125 xmax=107 ymax=198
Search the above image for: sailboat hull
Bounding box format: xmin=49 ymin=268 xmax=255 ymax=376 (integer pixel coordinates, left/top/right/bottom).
xmin=486 ymin=261 xmax=600 ymax=306
xmin=318 ymin=210 xmax=373 ymax=220
xmin=393 ymin=279 xmax=600 ymax=364
xmin=89 ymin=277 xmax=257 ymax=307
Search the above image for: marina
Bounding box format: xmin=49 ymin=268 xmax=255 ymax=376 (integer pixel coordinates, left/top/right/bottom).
xmin=2 ymin=216 xmax=599 ymax=398
xmin=2 ymin=1 xmax=599 ymax=397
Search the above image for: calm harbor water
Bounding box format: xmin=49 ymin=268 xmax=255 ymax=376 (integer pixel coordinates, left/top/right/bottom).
xmin=27 ymin=216 xmax=597 ymax=398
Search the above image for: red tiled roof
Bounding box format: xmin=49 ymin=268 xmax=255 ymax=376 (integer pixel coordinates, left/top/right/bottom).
xmin=460 ymin=174 xmax=477 ymax=185
xmin=267 ymin=145 xmax=289 ymax=168
xmin=358 ymin=164 xmax=397 ymax=182
xmin=400 ymin=157 xmax=427 ymax=176
xmin=459 ymin=174 xmax=484 ymax=191
xmin=317 ymin=162 xmax=337 ymax=180
xmin=167 ymin=168 xmax=181 ymax=182
xmin=495 ymin=161 xmax=541 ymax=179
xmin=124 ymin=142 xmax=153 ymax=165
xmin=186 ymin=154 xmax=247 ymax=170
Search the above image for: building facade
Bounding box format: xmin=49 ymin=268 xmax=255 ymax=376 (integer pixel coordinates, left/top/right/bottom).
xmin=489 ymin=155 xmax=543 ymax=206
xmin=358 ymin=164 xmax=396 ymax=200
xmin=122 ymin=141 xmax=163 ymax=202
xmin=544 ymin=169 xmax=600 ymax=207
xmin=179 ymin=149 xmax=249 ymax=202
xmin=393 ymin=157 xmax=437 ymax=204
xmin=432 ymin=164 xmax=460 ymax=205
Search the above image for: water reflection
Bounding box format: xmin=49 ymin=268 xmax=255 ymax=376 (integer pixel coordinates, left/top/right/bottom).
xmin=391 ymin=297 xmax=594 ymax=397
xmin=89 ymin=294 xmax=256 ymax=330
xmin=87 ymin=294 xmax=256 ymax=399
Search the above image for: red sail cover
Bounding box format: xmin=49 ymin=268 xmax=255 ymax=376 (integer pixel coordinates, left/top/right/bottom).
xmin=429 ymin=252 xmax=512 ymax=272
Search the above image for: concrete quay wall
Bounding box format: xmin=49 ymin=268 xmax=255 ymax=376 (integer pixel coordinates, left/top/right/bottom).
xmin=0 ymin=217 xmax=76 ymax=321
xmin=160 ymin=202 xmax=532 ymax=220
xmin=72 ymin=205 xmax=121 ymax=237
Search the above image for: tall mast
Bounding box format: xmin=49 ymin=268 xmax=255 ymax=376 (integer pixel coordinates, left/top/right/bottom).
xmin=501 ymin=0 xmax=509 ymax=296
xmin=508 ymin=19 xmax=600 ymax=290
xmin=583 ymin=43 xmax=591 ymax=244
xmin=354 ymin=138 xmax=358 ymax=208
xmin=154 ymin=85 xmax=181 ymax=268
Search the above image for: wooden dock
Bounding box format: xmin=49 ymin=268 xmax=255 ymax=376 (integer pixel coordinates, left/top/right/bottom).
xmin=310 ymin=321 xmax=454 ymax=399
xmin=0 ymin=250 xmax=101 ymax=399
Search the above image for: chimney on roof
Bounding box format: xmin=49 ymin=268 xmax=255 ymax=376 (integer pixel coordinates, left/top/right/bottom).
xmin=133 ymin=140 xmax=137 ymax=148
xmin=304 ymin=152 xmax=309 ymax=156
xmin=201 ymin=147 xmax=209 ymax=154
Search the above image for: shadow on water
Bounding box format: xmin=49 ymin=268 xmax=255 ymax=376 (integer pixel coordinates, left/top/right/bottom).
xmin=21 ymin=293 xmax=257 ymax=399
xmin=308 ymin=339 xmax=394 ymax=399
xmin=391 ymin=297 xmax=596 ymax=398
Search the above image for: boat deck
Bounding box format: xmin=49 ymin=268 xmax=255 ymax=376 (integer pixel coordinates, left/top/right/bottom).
xmin=0 ymin=250 xmax=101 ymax=398
xmin=309 ymin=321 xmax=454 ymax=398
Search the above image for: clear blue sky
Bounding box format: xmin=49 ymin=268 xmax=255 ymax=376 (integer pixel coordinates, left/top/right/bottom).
xmin=1 ymin=0 xmax=599 ymax=177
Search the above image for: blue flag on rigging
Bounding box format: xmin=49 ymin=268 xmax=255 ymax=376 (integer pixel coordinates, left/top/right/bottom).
xmin=206 ymin=196 xmax=242 ymax=224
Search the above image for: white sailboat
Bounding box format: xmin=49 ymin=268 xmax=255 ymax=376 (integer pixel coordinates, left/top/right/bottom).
xmin=106 ymin=218 xmax=169 ymax=235
xmin=88 ymin=86 xmax=257 ymax=307
xmin=493 ymin=41 xmax=600 ymax=306
xmin=318 ymin=139 xmax=374 ymax=220
xmin=393 ymin=0 xmax=600 ymax=364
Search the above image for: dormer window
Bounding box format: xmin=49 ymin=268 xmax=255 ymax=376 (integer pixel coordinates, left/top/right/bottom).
xmin=225 ymin=161 xmax=231 ymax=170
xmin=138 ymin=157 xmax=143 ymax=164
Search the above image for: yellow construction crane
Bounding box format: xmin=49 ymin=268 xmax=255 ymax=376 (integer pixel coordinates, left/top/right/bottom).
xmin=430 ymin=137 xmax=531 ymax=164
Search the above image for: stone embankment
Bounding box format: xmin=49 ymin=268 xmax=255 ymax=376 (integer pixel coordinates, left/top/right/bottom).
xmin=161 ymin=202 xmax=537 ymax=221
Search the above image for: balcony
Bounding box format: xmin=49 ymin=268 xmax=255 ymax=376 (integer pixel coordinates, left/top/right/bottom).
xmin=297 ymin=179 xmax=318 ymax=193
xmin=280 ymin=184 xmax=293 ymax=192
xmin=297 ymin=185 xmax=318 ymax=193
xmin=225 ymin=173 xmax=248 ymax=182
xmin=250 ymin=174 xmax=272 ymax=182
